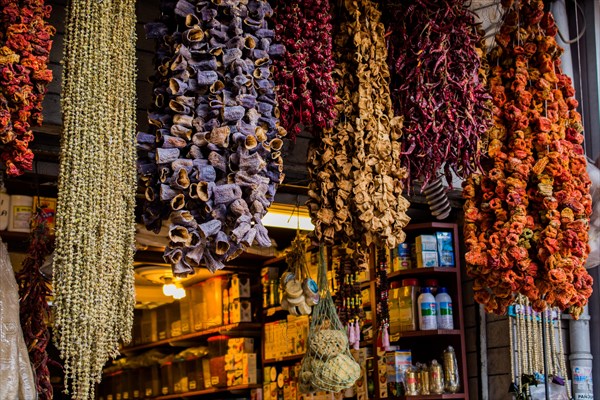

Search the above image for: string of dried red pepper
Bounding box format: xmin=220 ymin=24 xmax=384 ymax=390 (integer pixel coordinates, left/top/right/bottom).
xmin=463 ymin=0 xmax=593 ymax=318
xmin=16 ymin=210 xmax=54 ymax=400
xmin=385 ymin=0 xmax=492 ymax=191
xmin=0 ymin=0 xmax=54 ymax=176
xmin=271 ymin=0 xmax=337 ymax=139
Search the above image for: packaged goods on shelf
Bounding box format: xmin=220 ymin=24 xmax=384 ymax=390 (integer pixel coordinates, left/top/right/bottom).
xmin=230 ymin=299 xmax=252 ymax=323
xmin=397 ymin=279 xmax=419 ymax=333
xmin=418 ymin=288 xmax=438 ymax=330
xmin=391 ymin=243 xmax=411 ymax=271
xmin=141 ymin=308 xmax=158 ymax=343
xmin=209 ymin=356 xmax=227 ymax=387
xmin=190 ymin=276 xmax=225 ymax=331
xmin=228 ymin=338 xmax=255 ymax=354
xmin=415 ymin=235 xmax=437 ymax=252
xmin=168 ymin=302 xmax=182 ymax=337
xmin=385 ymin=350 xmax=412 ymax=397
xmin=159 ymin=358 xmax=174 ymax=395
xmin=435 ymin=231 xmax=455 ymax=267
xmin=264 ymin=315 xmax=309 ymax=360
xmin=416 ymin=250 xmax=439 ymax=268
xmin=179 ymin=293 xmax=193 ymax=335
xmin=230 ymin=274 xmax=252 ymax=299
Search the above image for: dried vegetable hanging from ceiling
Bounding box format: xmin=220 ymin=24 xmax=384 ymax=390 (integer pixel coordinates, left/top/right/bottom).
xmin=385 ymin=0 xmax=492 ymax=191
xmin=138 ymin=0 xmax=286 ymax=276
xmin=0 ymin=0 xmax=54 ymax=176
xmin=16 ymin=211 xmax=54 ymax=400
xmin=52 ymin=0 xmax=137 ymax=397
xmin=463 ymin=0 xmax=593 ymax=318
xmin=271 ymin=0 xmax=337 ymax=139
xmin=307 ymin=0 xmax=410 ymax=266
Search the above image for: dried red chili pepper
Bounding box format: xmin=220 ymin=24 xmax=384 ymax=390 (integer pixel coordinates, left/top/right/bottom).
xmin=271 ymin=0 xmax=337 ymax=139
xmin=16 ymin=210 xmax=55 ymax=400
xmin=0 ymin=0 xmax=54 ymax=176
xmin=385 ymin=0 xmax=492 ymax=191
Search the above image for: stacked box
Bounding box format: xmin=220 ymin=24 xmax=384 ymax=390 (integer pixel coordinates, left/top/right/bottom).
xmin=230 ymin=299 xmax=252 ymax=323
xmin=140 ymin=309 xmax=157 ymax=344
xmin=190 ymin=277 xmax=225 ymax=331
xmin=230 ymin=274 xmax=251 ymax=299
xmin=386 ymin=350 xmax=412 ymax=397
xmin=159 ymin=362 xmax=174 ymax=395
xmin=168 ymin=302 xmax=182 ymax=338
xmin=178 ymin=293 xmax=193 ymax=335
xmin=156 ymin=305 xmax=171 ymax=340
xmin=436 ymin=231 xmax=455 ymax=267
xmin=415 ymin=235 xmax=439 ymax=268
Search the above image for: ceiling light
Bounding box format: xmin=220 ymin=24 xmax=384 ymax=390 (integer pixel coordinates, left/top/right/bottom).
xmin=162 ymin=277 xmax=177 ymax=296
xmin=172 ymin=287 xmax=186 ymax=300
xmin=262 ymin=203 xmax=314 ymax=231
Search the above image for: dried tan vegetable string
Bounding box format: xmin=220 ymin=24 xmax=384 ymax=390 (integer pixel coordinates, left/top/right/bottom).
xmin=52 ymin=0 xmax=137 ymax=398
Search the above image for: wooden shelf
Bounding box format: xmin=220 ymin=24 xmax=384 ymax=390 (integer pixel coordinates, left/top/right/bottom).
xmin=263 ymin=353 xmax=304 ymax=364
xmin=406 ymin=394 xmax=466 ymax=399
xmin=403 ymin=222 xmax=458 ymax=231
xmin=395 ymin=329 xmax=461 ymax=339
xmin=122 ymin=322 xmax=261 ymax=353
xmin=388 ymin=267 xmax=458 ymax=280
xmin=262 ymin=254 xmax=286 ymax=266
xmin=263 ymin=306 xmax=283 ymax=316
xmin=154 ymin=384 xmax=261 ymax=399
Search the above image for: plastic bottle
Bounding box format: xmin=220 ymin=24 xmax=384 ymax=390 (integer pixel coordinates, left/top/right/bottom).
xmin=435 ymin=287 xmax=454 ymax=330
xmin=417 ymin=288 xmax=437 ymax=330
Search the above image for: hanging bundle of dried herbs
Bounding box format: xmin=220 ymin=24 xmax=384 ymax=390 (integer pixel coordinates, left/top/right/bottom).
xmin=53 ymin=0 xmax=137 ymax=397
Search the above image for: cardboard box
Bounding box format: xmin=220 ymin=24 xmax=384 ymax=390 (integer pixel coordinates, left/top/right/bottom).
xmin=168 ymin=302 xmax=182 ymax=338
xmin=185 ymin=357 xmax=204 ymax=391
xmin=202 ymin=358 xmax=212 ymax=389
xmin=417 ymin=250 xmax=438 ymax=268
xmin=141 ymin=309 xmax=157 ymax=344
xmin=230 ymin=300 xmax=252 ymax=323
xmin=159 ymin=362 xmax=174 ymax=395
xmin=230 ymin=274 xmax=251 ymax=299
xmin=415 ymin=235 xmax=437 ymax=252
xmin=209 ymin=356 xmax=227 ymax=387
xmin=141 ymin=364 xmax=160 ymax=398
xmin=190 ymin=277 xmax=224 ymax=331
xmin=228 ymin=337 xmax=255 ymax=354
xmin=156 ymin=305 xmax=171 ymax=340
xmin=179 ymin=293 xmax=193 ymax=335
xmin=385 ymin=350 xmax=412 ymax=385
xmin=436 ymin=231 xmax=455 ymax=267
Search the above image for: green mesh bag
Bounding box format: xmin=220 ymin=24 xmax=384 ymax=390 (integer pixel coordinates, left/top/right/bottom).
xmin=298 ymin=246 xmax=361 ymax=393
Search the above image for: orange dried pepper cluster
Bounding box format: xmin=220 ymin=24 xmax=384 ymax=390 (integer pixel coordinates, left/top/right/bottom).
xmin=463 ymin=0 xmax=593 ymax=318
xmin=0 ymin=0 xmax=54 ymax=176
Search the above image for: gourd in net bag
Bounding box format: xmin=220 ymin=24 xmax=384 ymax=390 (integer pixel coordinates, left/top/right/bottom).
xmin=298 ymin=246 xmax=361 ymax=393
xmin=280 ymin=233 xmax=319 ymax=316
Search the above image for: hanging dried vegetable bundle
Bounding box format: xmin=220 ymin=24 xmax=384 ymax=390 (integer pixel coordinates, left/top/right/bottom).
xmin=16 ymin=210 xmax=54 ymax=400
xmin=307 ymin=0 xmax=410 ymax=265
xmin=333 ymin=247 xmax=365 ymax=349
xmin=271 ymin=0 xmax=337 ymax=139
xmin=385 ymin=0 xmax=492 ymax=191
xmin=53 ymin=0 xmax=137 ymax=397
xmin=139 ymin=0 xmax=286 ymax=276
xmin=0 ymin=0 xmax=54 ymax=176
xmin=463 ymin=0 xmax=593 ymax=318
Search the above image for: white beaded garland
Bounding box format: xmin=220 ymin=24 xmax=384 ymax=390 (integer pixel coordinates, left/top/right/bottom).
xmin=52 ymin=0 xmax=137 ymax=398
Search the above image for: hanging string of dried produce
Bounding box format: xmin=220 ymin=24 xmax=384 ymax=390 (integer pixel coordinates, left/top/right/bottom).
xmin=463 ymin=0 xmax=593 ymax=318
xmin=53 ymin=0 xmax=137 ymax=397
xmin=333 ymin=247 xmax=364 ymax=349
xmin=138 ymin=0 xmax=286 ymax=277
xmin=307 ymin=0 xmax=410 ymax=266
xmin=16 ymin=210 xmax=54 ymax=400
xmin=385 ymin=0 xmax=492 ymax=191
xmin=0 ymin=0 xmax=54 ymax=176
xmin=375 ymin=249 xmax=390 ymax=349
xmin=271 ymin=0 xmax=337 ymax=139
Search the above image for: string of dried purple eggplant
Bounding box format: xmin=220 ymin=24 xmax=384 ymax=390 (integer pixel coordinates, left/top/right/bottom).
xmin=307 ymin=0 xmax=410 ymax=267
xmin=16 ymin=210 xmax=54 ymax=400
xmin=376 ymin=249 xmax=390 ymax=349
xmin=139 ymin=0 xmax=287 ymax=276
xmin=271 ymin=0 xmax=337 ymax=139
xmin=334 ymin=247 xmax=364 ymax=350
xmin=385 ymin=0 xmax=492 ymax=191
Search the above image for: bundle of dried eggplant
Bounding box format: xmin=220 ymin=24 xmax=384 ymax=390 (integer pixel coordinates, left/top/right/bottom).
xmin=138 ymin=0 xmax=286 ymax=276
xmin=306 ymin=0 xmax=410 ymax=265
